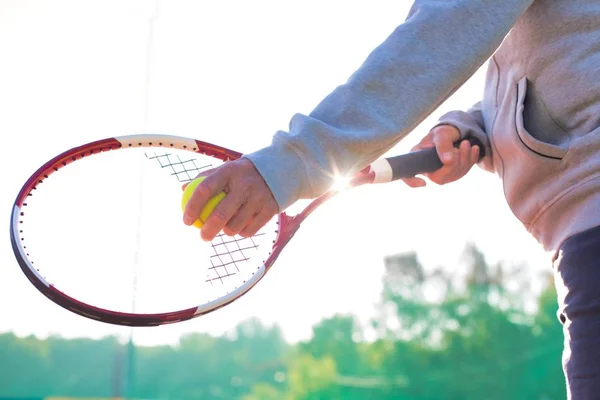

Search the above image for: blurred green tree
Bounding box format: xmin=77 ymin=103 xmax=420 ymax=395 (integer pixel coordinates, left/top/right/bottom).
xmin=1 ymin=244 xmax=565 ymax=399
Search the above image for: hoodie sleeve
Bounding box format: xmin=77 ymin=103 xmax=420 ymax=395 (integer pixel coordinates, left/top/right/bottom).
xmin=244 ymin=0 xmax=533 ymax=211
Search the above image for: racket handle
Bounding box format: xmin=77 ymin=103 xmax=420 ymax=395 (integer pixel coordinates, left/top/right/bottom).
xmin=383 ymin=137 xmax=485 ymax=181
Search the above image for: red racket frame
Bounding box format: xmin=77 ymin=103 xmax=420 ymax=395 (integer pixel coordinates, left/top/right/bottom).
xmin=10 ymin=134 xmax=375 ymax=326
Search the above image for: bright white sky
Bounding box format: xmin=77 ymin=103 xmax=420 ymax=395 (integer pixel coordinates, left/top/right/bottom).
xmin=0 ymin=0 xmax=551 ymax=346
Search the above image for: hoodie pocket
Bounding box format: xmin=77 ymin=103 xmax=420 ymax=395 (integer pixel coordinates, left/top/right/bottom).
xmin=490 ymin=76 xmax=569 ymax=226
xmin=514 ymin=77 xmax=568 ymax=160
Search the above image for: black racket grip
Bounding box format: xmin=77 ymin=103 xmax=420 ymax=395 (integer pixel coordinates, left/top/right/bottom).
xmin=387 ymin=137 xmax=485 ymax=181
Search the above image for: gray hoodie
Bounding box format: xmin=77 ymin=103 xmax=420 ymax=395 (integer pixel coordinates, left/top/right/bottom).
xmin=245 ymin=0 xmax=600 ymax=253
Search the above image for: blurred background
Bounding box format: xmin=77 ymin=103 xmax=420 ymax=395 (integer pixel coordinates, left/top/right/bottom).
xmin=0 ymin=1 xmax=564 ymax=399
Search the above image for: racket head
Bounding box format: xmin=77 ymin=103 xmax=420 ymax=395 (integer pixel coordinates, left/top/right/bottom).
xmin=10 ymin=134 xmax=286 ymax=326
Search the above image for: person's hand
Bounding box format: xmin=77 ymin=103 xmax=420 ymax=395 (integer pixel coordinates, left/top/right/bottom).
xmin=183 ymin=158 xmax=279 ymax=241
xmin=403 ymin=124 xmax=480 ymax=188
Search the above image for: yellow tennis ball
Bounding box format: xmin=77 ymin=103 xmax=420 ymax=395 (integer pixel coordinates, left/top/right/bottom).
xmin=181 ymin=176 xmax=226 ymax=228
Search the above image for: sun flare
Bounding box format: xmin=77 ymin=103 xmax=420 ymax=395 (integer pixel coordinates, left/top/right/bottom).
xmin=332 ymin=175 xmax=352 ymax=191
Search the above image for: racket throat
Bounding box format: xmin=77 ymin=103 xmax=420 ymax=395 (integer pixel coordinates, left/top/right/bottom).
xmin=277 ymin=213 xmax=300 ymax=237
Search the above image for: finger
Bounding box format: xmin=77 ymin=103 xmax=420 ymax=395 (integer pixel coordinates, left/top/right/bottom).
xmin=183 ymin=171 xmax=227 ymax=226
xmin=470 ymin=144 xmax=481 ymax=164
xmin=223 ymin=201 xmax=255 ymax=236
xmin=240 ymin=207 xmax=277 ymax=238
xmin=457 ymin=139 xmax=472 ymax=175
xmin=431 ymin=140 xmax=470 ymax=184
xmin=432 ymin=125 xmax=460 ymax=164
xmin=402 ymin=176 xmax=427 ymax=188
xmin=448 ymin=140 xmax=475 ymax=182
xmin=200 ymin=192 xmax=245 ymax=241
xmin=411 ymin=132 xmax=435 ymax=152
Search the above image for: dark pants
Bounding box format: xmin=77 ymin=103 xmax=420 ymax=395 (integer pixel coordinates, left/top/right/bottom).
xmin=554 ymin=225 xmax=600 ymax=399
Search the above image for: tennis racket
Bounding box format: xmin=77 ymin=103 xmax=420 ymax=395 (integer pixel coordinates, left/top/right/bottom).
xmin=10 ymin=133 xmax=483 ymax=327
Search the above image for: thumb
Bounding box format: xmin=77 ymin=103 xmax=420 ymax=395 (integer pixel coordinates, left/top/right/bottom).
xmin=431 ymin=125 xmax=460 ymax=164
xmin=402 ymin=176 xmax=427 ymax=188
xmin=412 ymin=131 xmax=435 ymax=151
xmin=183 ymin=169 xmax=228 ymax=226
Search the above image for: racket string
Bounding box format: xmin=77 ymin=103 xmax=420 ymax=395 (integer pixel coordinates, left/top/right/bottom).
xmin=146 ymin=150 xmax=269 ymax=288
xmin=207 ymin=234 xmax=263 ymax=285
xmin=146 ymin=152 xmax=215 ymax=183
